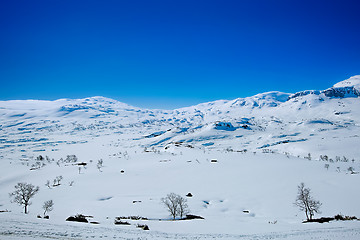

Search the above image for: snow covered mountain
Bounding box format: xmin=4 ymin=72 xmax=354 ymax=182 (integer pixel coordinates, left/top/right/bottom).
xmin=0 ymin=76 xmax=360 ymax=159
xmin=1 ymin=76 xmax=360 ymax=240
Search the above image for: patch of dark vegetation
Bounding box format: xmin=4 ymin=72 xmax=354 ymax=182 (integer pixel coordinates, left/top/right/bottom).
xmin=136 ymin=224 xmax=149 ymax=230
xmin=303 ymin=214 xmax=358 ymax=223
xmin=66 ymin=214 xmax=89 ymax=223
xmin=90 ymin=221 xmax=100 ymax=224
xmin=303 ymin=217 xmax=334 ymax=223
xmin=0 ymin=209 xmax=10 ymax=213
xmin=116 ymin=216 xmax=148 ymax=220
xmin=181 ymin=214 xmax=204 ymax=220
xmin=334 ymin=214 xmax=358 ymax=221
xmin=186 ymin=193 xmax=193 ymax=197
xmin=114 ymin=217 xmax=131 ymax=225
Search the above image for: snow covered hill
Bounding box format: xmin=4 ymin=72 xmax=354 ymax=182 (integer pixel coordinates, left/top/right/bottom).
xmin=1 ymin=75 xmax=359 ymax=159
xmin=0 ymin=76 xmax=360 ymax=239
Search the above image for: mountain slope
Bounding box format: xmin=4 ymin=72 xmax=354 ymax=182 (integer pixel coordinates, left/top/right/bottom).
xmin=1 ymin=76 xmax=360 ymax=239
xmin=0 ymin=76 xmax=359 ymax=159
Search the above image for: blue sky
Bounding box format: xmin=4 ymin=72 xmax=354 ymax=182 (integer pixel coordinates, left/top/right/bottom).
xmin=0 ymin=0 xmax=359 ymax=109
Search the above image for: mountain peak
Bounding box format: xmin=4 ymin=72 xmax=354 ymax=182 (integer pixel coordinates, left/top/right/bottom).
xmin=322 ymin=75 xmax=360 ymax=98
xmin=288 ymin=75 xmax=360 ymax=100
xmin=333 ymin=75 xmax=360 ymax=91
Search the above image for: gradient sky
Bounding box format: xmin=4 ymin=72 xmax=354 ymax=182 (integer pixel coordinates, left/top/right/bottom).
xmin=0 ymin=0 xmax=359 ymax=109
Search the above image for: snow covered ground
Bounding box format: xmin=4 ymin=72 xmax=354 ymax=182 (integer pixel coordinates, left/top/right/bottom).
xmin=1 ymin=145 xmax=359 ymax=239
xmin=1 ymin=76 xmax=360 ymax=239
xmin=1 ymin=212 xmax=360 ymax=239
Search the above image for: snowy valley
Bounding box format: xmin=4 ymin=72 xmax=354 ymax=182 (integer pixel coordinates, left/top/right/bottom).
xmin=1 ymin=76 xmax=360 ymax=239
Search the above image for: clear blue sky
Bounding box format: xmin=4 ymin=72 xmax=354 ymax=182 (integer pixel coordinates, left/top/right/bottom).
xmin=0 ymin=0 xmax=359 ymax=109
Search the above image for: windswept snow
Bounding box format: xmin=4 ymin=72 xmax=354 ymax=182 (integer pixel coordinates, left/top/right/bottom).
xmin=334 ymin=75 xmax=360 ymax=90
xmin=0 ymin=75 xmax=360 ymax=239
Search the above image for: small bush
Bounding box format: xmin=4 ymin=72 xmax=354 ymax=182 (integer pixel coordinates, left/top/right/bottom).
xmin=116 ymin=216 xmax=148 ymax=220
xmin=335 ymin=214 xmax=357 ymax=221
xmin=136 ymin=224 xmax=149 ymax=230
xmin=114 ymin=217 xmax=131 ymax=225
xmin=114 ymin=220 xmax=131 ymax=225
xmin=66 ymin=214 xmax=88 ymax=223
xmin=335 ymin=214 xmax=345 ymax=221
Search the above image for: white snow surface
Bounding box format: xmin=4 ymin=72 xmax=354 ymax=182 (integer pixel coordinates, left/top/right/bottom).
xmin=334 ymin=75 xmax=360 ymax=90
xmin=1 ymin=75 xmax=360 ymax=239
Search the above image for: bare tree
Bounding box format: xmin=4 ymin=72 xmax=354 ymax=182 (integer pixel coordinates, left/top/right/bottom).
xmin=43 ymin=200 xmax=54 ymax=217
xmin=9 ymin=182 xmax=40 ymax=214
xmin=161 ymin=193 xmax=190 ymax=220
xmin=54 ymin=175 xmax=63 ymax=186
xmin=162 ymin=193 xmax=178 ymax=220
xmin=294 ymin=183 xmax=322 ymax=221
xmin=176 ymin=195 xmax=190 ymax=218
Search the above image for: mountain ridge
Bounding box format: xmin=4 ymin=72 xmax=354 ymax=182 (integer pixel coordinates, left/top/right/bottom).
xmin=1 ymin=75 xmax=359 ymax=111
xmin=0 ymin=75 xmax=359 ymax=159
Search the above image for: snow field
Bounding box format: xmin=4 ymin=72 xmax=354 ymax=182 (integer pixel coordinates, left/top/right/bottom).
xmin=1 ymin=144 xmax=359 ymax=239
